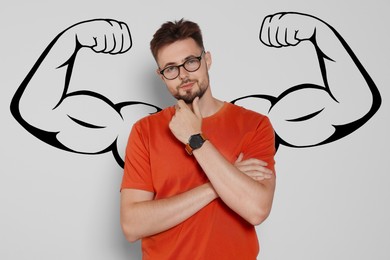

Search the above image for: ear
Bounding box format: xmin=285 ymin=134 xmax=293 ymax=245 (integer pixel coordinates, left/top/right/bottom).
xmin=205 ymin=51 xmax=212 ymax=70
xmin=156 ymin=68 xmax=165 ymax=81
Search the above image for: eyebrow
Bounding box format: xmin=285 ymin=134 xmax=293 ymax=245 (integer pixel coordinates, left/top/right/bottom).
xmin=161 ymin=54 xmax=198 ymax=69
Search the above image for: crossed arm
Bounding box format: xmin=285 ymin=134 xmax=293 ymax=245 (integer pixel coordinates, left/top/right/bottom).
xmin=121 ymin=155 xmax=274 ymax=243
xmin=120 ymin=98 xmax=275 ymax=242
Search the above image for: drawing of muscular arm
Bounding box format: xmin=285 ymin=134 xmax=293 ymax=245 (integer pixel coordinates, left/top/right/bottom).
xmin=10 ymin=19 xmax=160 ymax=167
xmin=233 ymin=12 xmax=381 ymax=148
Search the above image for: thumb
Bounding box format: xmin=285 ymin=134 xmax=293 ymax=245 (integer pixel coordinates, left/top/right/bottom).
xmin=235 ymin=152 xmax=244 ymax=164
xmin=192 ymin=97 xmax=202 ymax=119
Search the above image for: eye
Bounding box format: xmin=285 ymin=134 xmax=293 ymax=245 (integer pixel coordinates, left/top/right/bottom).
xmin=185 ymin=58 xmax=200 ymax=71
xmin=164 ymin=66 xmax=177 ymax=73
xmin=186 ymin=58 xmax=198 ymax=65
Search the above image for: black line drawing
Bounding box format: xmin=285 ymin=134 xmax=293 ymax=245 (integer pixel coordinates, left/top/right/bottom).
xmin=10 ymin=19 xmax=160 ymax=168
xmin=10 ymin=13 xmax=382 ymax=168
xmin=233 ymin=12 xmax=381 ymax=150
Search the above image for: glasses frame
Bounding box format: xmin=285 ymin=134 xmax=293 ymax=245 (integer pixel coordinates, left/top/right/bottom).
xmin=159 ymin=50 xmax=205 ymax=80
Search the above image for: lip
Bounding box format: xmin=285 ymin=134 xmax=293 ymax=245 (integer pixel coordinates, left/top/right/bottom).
xmin=180 ymin=82 xmax=195 ymax=90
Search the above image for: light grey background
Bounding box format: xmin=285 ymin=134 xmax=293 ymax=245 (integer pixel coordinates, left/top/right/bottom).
xmin=1 ymin=0 xmax=389 ymax=259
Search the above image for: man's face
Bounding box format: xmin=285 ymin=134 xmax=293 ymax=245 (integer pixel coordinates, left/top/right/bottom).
xmin=156 ymin=38 xmax=211 ymax=104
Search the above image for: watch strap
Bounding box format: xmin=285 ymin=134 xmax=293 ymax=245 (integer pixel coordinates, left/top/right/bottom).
xmin=185 ymin=133 xmax=207 ymax=155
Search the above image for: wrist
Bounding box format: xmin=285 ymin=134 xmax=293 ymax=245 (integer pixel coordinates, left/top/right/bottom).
xmin=203 ymin=182 xmax=219 ymax=199
xmin=185 ymin=133 xmax=207 ymax=155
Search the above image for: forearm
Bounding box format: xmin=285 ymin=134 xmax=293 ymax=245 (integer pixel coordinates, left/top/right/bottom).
xmin=120 ymin=183 xmax=218 ymax=242
xmin=17 ymin=28 xmax=80 ymax=115
xmin=193 ymin=141 xmax=275 ymax=225
xmin=313 ymin=21 xmax=374 ymax=108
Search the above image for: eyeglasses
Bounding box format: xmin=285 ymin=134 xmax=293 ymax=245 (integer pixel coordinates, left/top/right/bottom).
xmin=159 ymin=51 xmax=205 ymax=80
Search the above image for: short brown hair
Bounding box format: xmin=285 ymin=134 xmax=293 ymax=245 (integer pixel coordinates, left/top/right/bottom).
xmin=150 ymin=19 xmax=204 ymax=60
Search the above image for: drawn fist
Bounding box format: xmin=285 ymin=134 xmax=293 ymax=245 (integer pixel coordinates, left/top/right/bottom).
xmin=70 ymin=19 xmax=132 ymax=54
xmin=260 ymin=12 xmax=322 ymax=48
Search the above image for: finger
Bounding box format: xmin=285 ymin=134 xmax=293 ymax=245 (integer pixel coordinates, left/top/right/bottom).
xmin=120 ymin=22 xmax=132 ymax=52
xmin=176 ymin=100 xmax=187 ymax=110
xmin=107 ymin=20 xmax=123 ymax=54
xmin=104 ymin=33 xmax=117 ymax=53
xmin=109 ymin=20 xmax=130 ymax=54
xmin=275 ymin=13 xmax=292 ymax=47
xmin=276 ymin=27 xmax=289 ymax=47
xmin=176 ymin=100 xmax=183 ymax=108
xmin=286 ymin=27 xmax=300 ymax=46
xmin=268 ymin=27 xmax=280 ymax=48
xmin=174 ymin=103 xmax=180 ymax=111
xmin=244 ymin=171 xmax=267 ymax=181
xmin=273 ymin=25 xmax=285 ymax=46
xmin=92 ymin=34 xmax=107 ymax=53
xmin=259 ymin=15 xmax=272 ymax=46
xmin=192 ymin=96 xmax=202 ymax=118
xmin=239 ymin=164 xmax=273 ymax=175
xmin=246 ymin=170 xmax=273 ymax=180
xmin=238 ymin=158 xmax=268 ymax=167
xmin=268 ymin=13 xmax=285 ymax=48
xmin=235 ymin=152 xmax=244 ymax=164
xmin=252 ymin=176 xmax=268 ymax=181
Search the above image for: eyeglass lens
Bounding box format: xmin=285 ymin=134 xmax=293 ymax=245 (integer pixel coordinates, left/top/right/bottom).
xmin=162 ymin=52 xmax=203 ymax=80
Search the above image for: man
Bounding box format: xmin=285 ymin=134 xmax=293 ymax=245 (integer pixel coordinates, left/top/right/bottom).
xmin=120 ymin=19 xmax=276 ymax=259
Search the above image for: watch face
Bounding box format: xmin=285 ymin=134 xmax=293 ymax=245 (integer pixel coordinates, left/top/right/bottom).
xmin=189 ymin=134 xmax=205 ymax=149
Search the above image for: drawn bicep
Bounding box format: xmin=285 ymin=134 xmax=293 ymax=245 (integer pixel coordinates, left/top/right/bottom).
xmin=235 ymin=86 xmax=340 ymax=147
xmin=270 ymin=87 xmax=337 ymax=147
xmin=53 ymin=93 xmax=123 ymax=153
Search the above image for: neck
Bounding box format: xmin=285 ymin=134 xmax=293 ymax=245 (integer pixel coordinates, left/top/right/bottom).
xmin=195 ymin=94 xmax=224 ymax=118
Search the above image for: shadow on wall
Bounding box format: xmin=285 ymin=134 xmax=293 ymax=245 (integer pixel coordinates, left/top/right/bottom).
xmin=10 ymin=12 xmax=381 ymax=168
xmin=138 ymin=60 xmax=177 ymax=110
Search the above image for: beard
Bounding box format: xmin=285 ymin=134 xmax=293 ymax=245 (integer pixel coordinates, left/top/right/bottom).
xmin=175 ymin=87 xmax=206 ymax=104
xmin=174 ymin=76 xmax=209 ymax=104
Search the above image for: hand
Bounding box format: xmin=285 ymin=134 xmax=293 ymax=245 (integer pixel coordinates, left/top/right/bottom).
xmin=70 ymin=19 xmax=132 ymax=54
xmin=169 ymin=97 xmax=202 ymax=144
xmin=235 ymin=153 xmax=273 ymax=181
xmin=260 ymin=12 xmax=322 ymax=48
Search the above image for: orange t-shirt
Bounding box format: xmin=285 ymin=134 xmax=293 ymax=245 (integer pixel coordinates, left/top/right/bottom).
xmin=121 ymin=102 xmax=276 ymax=260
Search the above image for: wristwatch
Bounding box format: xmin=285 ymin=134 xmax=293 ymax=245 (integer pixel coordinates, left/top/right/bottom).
xmin=185 ymin=133 xmax=207 ymax=155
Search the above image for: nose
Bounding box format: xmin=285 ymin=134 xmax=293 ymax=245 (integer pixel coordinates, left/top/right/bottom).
xmin=178 ymin=65 xmax=189 ymax=79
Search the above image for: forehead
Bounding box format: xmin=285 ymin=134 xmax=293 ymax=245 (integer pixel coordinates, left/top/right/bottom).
xmin=157 ymin=38 xmax=202 ymax=67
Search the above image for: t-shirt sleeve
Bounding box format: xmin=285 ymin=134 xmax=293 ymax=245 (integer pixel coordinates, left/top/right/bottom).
xmin=242 ymin=115 xmax=276 ymax=174
xmin=121 ymin=121 xmax=154 ymax=192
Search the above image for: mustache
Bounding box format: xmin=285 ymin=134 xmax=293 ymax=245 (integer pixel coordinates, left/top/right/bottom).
xmin=177 ymin=78 xmax=195 ymax=89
